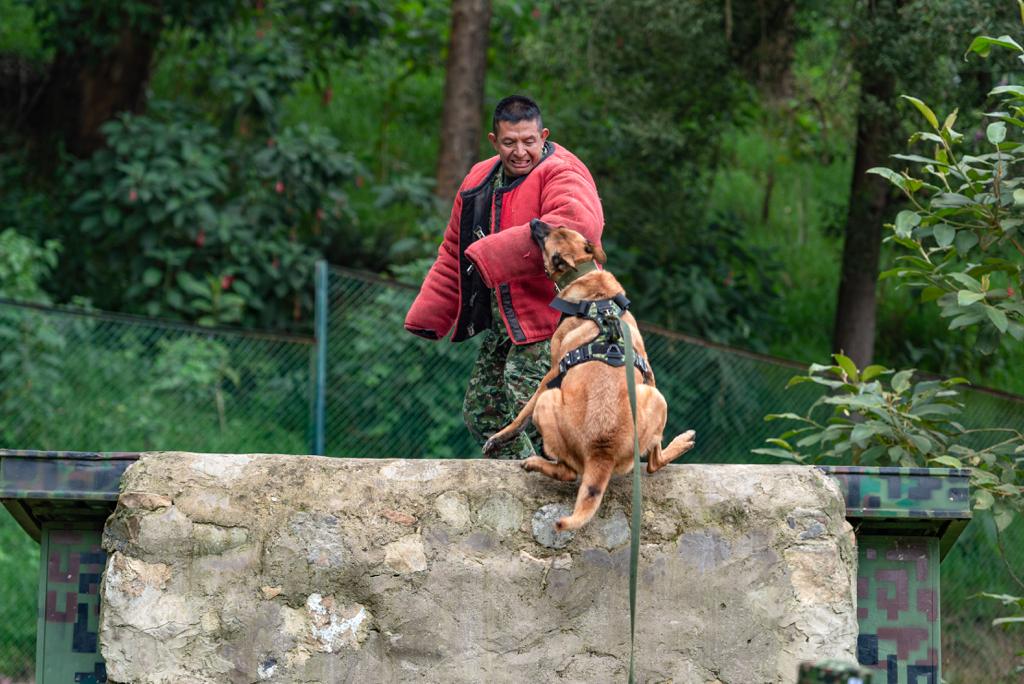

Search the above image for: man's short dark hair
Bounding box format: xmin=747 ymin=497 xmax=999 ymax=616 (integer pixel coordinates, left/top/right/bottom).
xmin=493 ymin=95 xmax=543 ymax=133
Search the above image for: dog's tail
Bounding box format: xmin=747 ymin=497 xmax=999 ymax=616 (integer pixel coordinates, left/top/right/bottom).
xmin=555 ymin=457 xmax=614 ymax=532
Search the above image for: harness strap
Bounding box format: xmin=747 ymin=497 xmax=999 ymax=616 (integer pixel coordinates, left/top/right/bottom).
xmin=550 ymin=293 xmax=631 ymax=319
xmin=622 ymin=321 xmax=642 ymax=684
xmin=546 ymin=293 xmax=646 ymax=390
xmin=546 ymin=345 xmax=650 ymax=389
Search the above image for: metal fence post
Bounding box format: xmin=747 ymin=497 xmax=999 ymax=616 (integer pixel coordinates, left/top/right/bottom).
xmin=313 ymin=260 xmax=328 ymax=455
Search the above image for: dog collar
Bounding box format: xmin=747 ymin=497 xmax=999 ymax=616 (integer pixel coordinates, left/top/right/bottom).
xmin=554 ymin=259 xmax=600 ymax=291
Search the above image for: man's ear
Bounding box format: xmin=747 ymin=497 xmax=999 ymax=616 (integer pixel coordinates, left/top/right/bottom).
xmin=585 ymin=241 xmax=607 ymax=265
xmin=487 ymin=131 xmax=498 ymax=152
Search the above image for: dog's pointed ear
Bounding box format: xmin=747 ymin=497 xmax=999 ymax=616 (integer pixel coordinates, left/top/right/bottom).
xmin=561 ymin=252 xmax=577 ymax=270
xmin=585 ymin=241 xmax=607 ymax=265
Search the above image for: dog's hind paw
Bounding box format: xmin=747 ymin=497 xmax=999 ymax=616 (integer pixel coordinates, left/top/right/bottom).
xmin=482 ymin=434 xmax=507 ymax=458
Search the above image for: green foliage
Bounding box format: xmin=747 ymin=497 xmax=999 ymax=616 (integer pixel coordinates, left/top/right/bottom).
xmin=520 ymin=0 xmax=751 ymax=262
xmin=873 ymin=37 xmax=1024 ymax=348
xmin=977 ymin=591 xmax=1024 ymax=676
xmin=59 ymin=106 xmax=359 ymax=329
xmin=0 ymin=510 xmax=38 ymax=680
xmin=0 ymin=0 xmax=45 ymax=58
xmin=0 ymin=228 xmax=60 ymax=301
xmin=325 ymin=261 xmax=478 ymax=458
xmin=0 ymin=304 xmax=311 ymax=453
xmin=757 ymin=354 xmax=1023 ymax=527
xmin=623 ymin=215 xmax=781 ymax=348
xmin=28 ymin=0 xmax=244 ymax=53
xmin=0 ymin=232 xmax=66 ymax=448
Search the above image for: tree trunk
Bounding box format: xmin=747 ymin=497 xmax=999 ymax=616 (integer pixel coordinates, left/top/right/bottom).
xmin=435 ymin=0 xmax=492 ymax=203
xmin=832 ymin=12 xmax=899 ymax=368
xmin=731 ymin=0 xmax=796 ymax=101
xmin=27 ymin=20 xmax=159 ymax=159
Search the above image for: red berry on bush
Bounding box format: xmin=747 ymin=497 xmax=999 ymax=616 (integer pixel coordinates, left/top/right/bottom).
xmin=275 ymin=181 xmax=285 ymax=194
xmin=196 ymin=230 xmax=206 ymax=247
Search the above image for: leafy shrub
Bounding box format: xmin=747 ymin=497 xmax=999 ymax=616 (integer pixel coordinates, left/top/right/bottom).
xmin=0 ymin=231 xmax=65 ymax=447
xmin=757 ymin=354 xmax=1023 ymax=527
xmin=62 ymin=110 xmax=359 ymax=330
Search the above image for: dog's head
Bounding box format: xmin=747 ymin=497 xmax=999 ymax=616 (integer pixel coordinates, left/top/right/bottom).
xmin=530 ymin=219 xmax=606 ymax=280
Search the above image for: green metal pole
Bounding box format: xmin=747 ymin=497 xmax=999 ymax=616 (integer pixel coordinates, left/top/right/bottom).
xmin=313 ymin=260 xmax=328 ymax=455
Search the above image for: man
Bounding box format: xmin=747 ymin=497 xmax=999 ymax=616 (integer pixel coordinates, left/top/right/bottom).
xmin=404 ymin=95 xmax=604 ymax=459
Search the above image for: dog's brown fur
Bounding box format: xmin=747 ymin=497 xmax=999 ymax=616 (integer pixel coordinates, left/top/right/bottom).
xmin=483 ymin=222 xmax=695 ymax=531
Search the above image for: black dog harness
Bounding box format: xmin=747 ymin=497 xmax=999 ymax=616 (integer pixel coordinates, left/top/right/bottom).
xmin=546 ymin=294 xmax=651 ymax=389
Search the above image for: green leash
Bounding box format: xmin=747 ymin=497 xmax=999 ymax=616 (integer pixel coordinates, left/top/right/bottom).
xmin=621 ymin=322 xmax=642 ymax=684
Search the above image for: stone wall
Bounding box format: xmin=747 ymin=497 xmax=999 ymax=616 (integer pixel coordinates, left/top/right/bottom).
xmin=99 ymin=453 xmax=858 ymax=683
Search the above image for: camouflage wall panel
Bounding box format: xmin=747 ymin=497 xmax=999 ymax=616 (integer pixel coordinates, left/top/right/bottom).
xmin=856 ymin=536 xmax=941 ymax=684
xmin=37 ymin=524 xmax=107 ymax=684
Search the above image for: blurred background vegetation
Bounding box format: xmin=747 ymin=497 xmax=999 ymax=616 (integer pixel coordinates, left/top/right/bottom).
xmin=2 ymin=0 xmax=1024 ymax=681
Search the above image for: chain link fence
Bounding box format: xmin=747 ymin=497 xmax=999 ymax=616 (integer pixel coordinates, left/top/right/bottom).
xmin=0 ymin=298 xmax=314 ymax=455
xmin=317 ymin=265 xmax=833 ymax=460
xmin=0 ymin=298 xmax=315 ymax=681
xmin=318 ymin=266 xmax=1024 ymax=462
xmin=2 ymin=267 xmax=1023 ymax=680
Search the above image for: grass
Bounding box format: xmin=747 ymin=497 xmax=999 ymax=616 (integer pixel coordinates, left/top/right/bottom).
xmin=0 ymin=510 xmax=38 ymax=681
xmin=709 ymin=128 xmax=847 ymax=363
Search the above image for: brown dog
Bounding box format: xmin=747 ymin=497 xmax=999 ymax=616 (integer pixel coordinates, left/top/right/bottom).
xmin=482 ymin=220 xmax=695 ymax=531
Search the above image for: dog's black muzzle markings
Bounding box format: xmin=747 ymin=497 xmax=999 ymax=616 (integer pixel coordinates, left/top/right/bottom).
xmin=546 ymin=294 xmax=651 ymax=389
xmin=530 ymin=218 xmax=552 ymax=248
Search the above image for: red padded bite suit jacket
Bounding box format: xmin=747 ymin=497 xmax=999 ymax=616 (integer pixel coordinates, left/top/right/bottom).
xmin=404 ymin=143 xmax=604 ymax=344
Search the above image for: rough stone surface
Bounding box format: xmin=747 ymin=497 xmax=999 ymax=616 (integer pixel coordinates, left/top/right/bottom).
xmin=99 ymin=454 xmax=858 ymax=684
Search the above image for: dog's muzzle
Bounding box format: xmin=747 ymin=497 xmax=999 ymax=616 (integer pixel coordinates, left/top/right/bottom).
xmin=530 ymin=218 xmax=551 ymax=248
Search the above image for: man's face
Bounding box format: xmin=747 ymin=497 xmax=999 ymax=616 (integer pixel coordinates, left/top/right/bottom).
xmin=488 ymin=119 xmax=550 ymax=177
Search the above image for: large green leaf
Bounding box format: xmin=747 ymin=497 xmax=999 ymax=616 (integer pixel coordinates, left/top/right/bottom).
xmin=990 ymin=85 xmax=1024 ymax=99
xmin=892 ymin=369 xmax=914 ymax=393
xmin=901 ymin=95 xmax=939 ymax=130
xmin=861 ymin=365 xmax=889 ymax=382
xmin=987 ymin=121 xmax=1008 ymax=145
xmin=954 ymin=230 xmax=979 ymax=256
xmin=986 ymin=305 xmax=1009 ymax=332
xmin=933 ymin=223 xmax=956 ymax=247
xmin=974 ymin=489 xmax=995 ymax=510
xmin=957 ymin=290 xmax=986 ymax=306
xmin=833 ymin=354 xmax=860 ymax=382
xmin=894 ymin=210 xmax=921 ymax=238
xmin=950 ymin=272 xmax=983 ymax=292
xmin=966 ymin=34 xmax=1024 ymax=58
xmin=867 ymin=167 xmax=907 ymax=191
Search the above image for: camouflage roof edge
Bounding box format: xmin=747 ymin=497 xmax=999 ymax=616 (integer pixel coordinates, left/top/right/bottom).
xmin=0 ymin=449 xmax=144 ymax=460
xmin=1 ymin=450 xmax=144 ymax=540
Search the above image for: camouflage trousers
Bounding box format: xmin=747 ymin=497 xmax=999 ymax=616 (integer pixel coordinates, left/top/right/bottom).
xmin=463 ymin=298 xmax=550 ymax=460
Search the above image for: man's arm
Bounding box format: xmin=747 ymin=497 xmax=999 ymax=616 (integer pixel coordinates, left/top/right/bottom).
xmin=463 ymin=163 xmax=604 ymax=287
xmin=404 ymin=195 xmax=462 ymax=340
